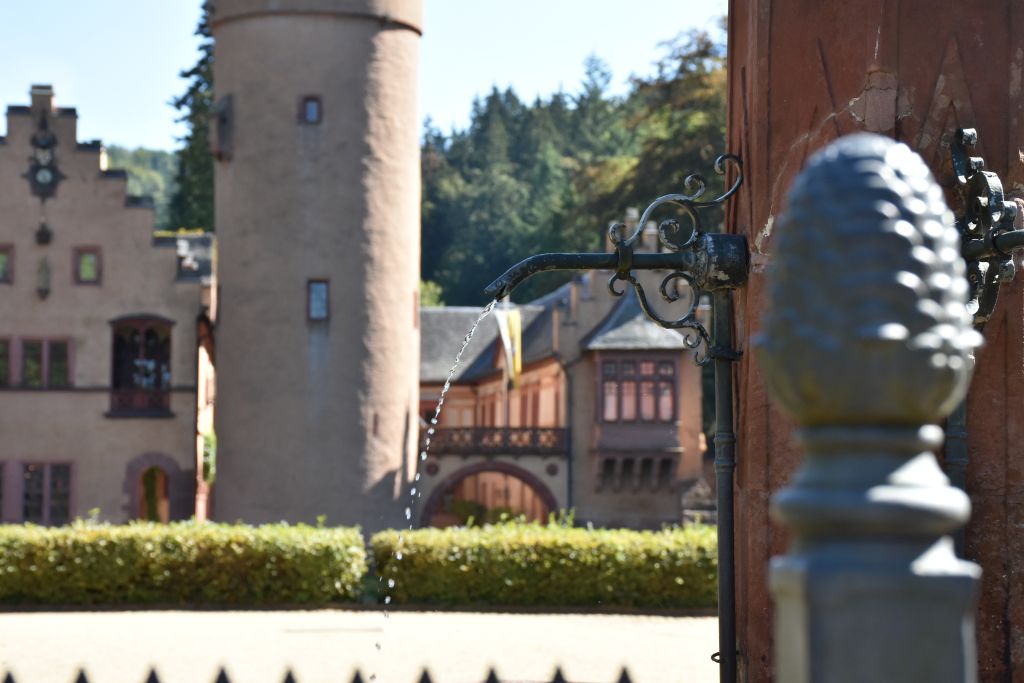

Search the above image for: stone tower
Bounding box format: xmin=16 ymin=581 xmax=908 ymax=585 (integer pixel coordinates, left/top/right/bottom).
xmin=209 ymin=0 xmax=422 ymax=530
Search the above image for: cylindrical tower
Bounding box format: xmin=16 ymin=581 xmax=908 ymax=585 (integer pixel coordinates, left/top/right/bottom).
xmin=209 ymin=0 xmax=421 ymax=531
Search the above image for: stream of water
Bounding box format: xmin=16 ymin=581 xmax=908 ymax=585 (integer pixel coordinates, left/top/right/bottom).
xmin=374 ymin=298 xmax=499 ymax=656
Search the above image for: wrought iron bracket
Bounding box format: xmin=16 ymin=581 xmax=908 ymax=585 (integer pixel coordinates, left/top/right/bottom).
xmin=485 ymin=153 xmax=748 ymax=365
xmin=952 ymin=128 xmax=1022 ymax=329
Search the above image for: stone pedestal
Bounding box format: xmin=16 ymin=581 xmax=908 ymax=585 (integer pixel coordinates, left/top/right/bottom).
xmin=756 ymin=134 xmax=981 ymax=680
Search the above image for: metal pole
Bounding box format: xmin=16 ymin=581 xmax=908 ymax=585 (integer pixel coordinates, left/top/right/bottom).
xmin=712 ymin=288 xmax=737 ymax=683
xmin=945 ymin=398 xmax=969 ymax=556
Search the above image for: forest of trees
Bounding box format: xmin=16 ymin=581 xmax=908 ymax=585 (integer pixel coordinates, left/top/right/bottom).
xmin=152 ymin=20 xmax=726 ymax=305
xmin=105 ymin=146 xmax=177 ymax=230
xmin=422 ymin=30 xmax=726 ymax=304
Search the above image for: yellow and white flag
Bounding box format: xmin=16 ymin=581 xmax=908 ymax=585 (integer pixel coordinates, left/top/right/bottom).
xmin=494 ymin=306 xmax=523 ymax=389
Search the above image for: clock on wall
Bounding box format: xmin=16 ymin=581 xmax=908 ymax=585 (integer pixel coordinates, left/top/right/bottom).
xmin=24 ymin=115 xmax=64 ymax=200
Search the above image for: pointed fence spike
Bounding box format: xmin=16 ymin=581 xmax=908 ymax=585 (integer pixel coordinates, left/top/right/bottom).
xmin=550 ymin=668 xmax=567 ymax=683
xmin=281 ymin=670 xmax=297 ymax=683
xmin=350 ymin=672 xmax=365 ymax=683
xmin=616 ymin=669 xmax=633 ymax=683
xmin=484 ymin=668 xmax=500 ymax=683
xmin=144 ymin=668 xmax=161 ymax=683
xmin=74 ymin=670 xmax=90 ymax=683
xmin=417 ymin=669 xmax=433 ymax=683
xmin=213 ymin=668 xmax=230 ymax=683
xmin=3 ymin=672 xmax=15 ymax=683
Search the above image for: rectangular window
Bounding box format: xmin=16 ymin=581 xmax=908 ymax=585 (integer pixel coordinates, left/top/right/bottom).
xmin=22 ymin=341 xmax=43 ymax=388
xmin=19 ymin=339 xmax=71 ymax=389
xmin=621 ymin=381 xmax=637 ymax=421
xmin=602 ymin=380 xmax=619 ymax=421
xmin=308 ymin=279 xmax=329 ymax=321
xmin=48 ymin=341 xmax=69 ymax=388
xmin=0 ymin=245 xmax=12 ymax=283
xmin=74 ymin=247 xmax=101 ymax=284
xmin=600 ymin=458 xmax=616 ymax=489
xmin=640 ymin=380 xmax=656 ymax=421
xmin=22 ymin=463 xmax=70 ymax=526
xmin=299 ymin=96 xmax=322 ymax=124
xmin=23 ymin=464 xmax=43 ymax=523
xmin=658 ymin=382 xmax=674 ymax=422
xmin=111 ymin=319 xmax=171 ymax=414
xmin=657 ymin=458 xmax=674 ymax=487
xmin=640 ymin=458 xmax=654 ymax=487
xmin=0 ymin=339 xmax=9 ymax=387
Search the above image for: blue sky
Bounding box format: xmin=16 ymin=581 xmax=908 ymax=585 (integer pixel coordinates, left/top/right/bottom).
xmin=0 ymin=1 xmax=726 ymax=151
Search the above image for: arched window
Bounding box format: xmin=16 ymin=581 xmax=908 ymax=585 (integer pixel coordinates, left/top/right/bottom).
xmin=138 ymin=467 xmax=169 ymax=522
xmin=110 ymin=316 xmax=173 ymax=415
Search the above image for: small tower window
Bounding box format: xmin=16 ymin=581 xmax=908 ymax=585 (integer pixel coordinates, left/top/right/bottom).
xmin=308 ymin=279 xmax=329 ymax=321
xmin=299 ymin=96 xmax=322 ymax=125
xmin=73 ymin=247 xmax=101 ymax=285
xmin=0 ymin=245 xmax=12 ymax=283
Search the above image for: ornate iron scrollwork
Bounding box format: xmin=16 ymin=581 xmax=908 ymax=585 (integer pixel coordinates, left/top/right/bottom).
xmin=606 ymin=154 xmax=743 ymax=364
xmin=951 ymin=128 xmax=1020 ymax=328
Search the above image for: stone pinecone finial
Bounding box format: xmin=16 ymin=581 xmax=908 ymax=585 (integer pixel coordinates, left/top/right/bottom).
xmin=755 ymin=133 xmax=981 ymax=426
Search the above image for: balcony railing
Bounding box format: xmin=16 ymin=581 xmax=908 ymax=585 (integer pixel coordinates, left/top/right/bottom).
xmin=425 ymin=427 xmax=568 ymax=456
xmin=109 ymin=388 xmax=171 ymax=415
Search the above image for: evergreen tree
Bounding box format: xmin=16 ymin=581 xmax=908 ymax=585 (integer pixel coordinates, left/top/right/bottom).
xmin=167 ymin=5 xmax=215 ymax=232
xmin=419 ymin=30 xmax=727 ymax=306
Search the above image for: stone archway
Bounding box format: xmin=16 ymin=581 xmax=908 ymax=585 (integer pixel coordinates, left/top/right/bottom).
xmin=420 ymin=461 xmax=559 ymax=527
xmin=122 ymin=452 xmax=192 ymax=521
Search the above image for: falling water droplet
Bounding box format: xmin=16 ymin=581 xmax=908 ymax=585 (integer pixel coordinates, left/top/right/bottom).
xmin=396 ymin=551 xmax=403 ymax=560
xmin=414 ymin=473 xmax=421 ymax=481
xmin=420 ymin=451 xmax=428 ymax=460
xmin=410 ymin=487 xmax=417 ymax=495
xmin=404 ymin=507 xmax=411 ymax=520
xmin=388 ymin=578 xmax=396 ymax=588
xmin=384 ymin=596 xmax=392 ymax=605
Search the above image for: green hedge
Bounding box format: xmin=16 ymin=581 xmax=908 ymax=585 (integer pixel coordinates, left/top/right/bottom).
xmin=371 ymin=522 xmax=717 ymax=609
xmin=0 ymin=522 xmax=366 ymax=606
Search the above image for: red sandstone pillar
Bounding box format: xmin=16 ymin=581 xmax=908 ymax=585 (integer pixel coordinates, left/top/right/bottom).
xmin=726 ymin=2 xmax=1024 ymax=679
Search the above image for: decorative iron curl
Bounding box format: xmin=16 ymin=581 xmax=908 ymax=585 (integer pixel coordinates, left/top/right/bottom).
xmin=606 ymin=269 xmax=713 ymax=366
xmin=603 ymin=153 xmax=741 ymax=364
xmin=610 ymin=153 xmax=743 ymax=248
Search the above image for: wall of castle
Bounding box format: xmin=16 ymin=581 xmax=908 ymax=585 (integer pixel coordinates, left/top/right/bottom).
xmin=0 ymin=90 xmax=203 ymax=523
xmin=210 ymin=0 xmax=422 ymax=532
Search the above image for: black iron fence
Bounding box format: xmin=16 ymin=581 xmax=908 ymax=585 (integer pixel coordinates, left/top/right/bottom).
xmin=425 ymin=427 xmax=568 ymax=456
xmin=4 ymin=668 xmax=632 ymax=683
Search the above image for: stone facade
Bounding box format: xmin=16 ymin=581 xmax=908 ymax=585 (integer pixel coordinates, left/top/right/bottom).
xmin=0 ymin=86 xmax=211 ymax=524
xmin=417 ymin=225 xmax=707 ymax=529
xmin=209 ymin=0 xmax=423 ymax=532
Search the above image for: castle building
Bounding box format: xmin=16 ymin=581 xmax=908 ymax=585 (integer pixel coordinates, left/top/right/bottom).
xmin=417 ymin=224 xmax=708 ymax=529
xmin=208 ymin=0 xmax=423 ymax=531
xmin=0 ymin=85 xmax=214 ymax=524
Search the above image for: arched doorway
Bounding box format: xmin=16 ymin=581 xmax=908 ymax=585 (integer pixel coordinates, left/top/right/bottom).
xmin=138 ymin=467 xmax=170 ymax=522
xmin=424 ymin=463 xmax=558 ymax=527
